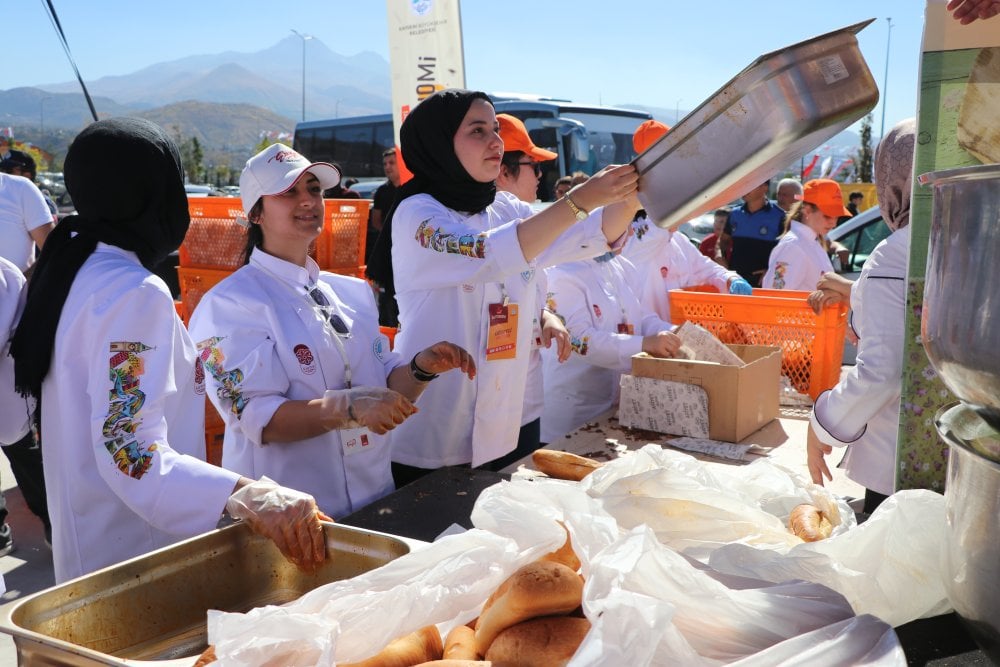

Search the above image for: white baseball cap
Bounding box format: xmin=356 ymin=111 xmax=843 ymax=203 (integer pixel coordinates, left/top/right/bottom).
xmin=239 ymin=143 xmax=341 ymax=215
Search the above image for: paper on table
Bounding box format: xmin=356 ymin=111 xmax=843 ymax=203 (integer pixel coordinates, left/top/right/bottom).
xmin=618 ymin=375 xmax=709 ymax=438
xmin=662 ymin=436 xmax=768 ymax=461
xmin=675 ymin=321 xmax=746 ymax=366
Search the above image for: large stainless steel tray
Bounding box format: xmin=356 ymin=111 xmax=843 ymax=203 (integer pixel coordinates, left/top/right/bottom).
xmin=636 ymin=20 xmax=879 ymax=229
xmin=0 ymin=522 xmax=412 ymax=666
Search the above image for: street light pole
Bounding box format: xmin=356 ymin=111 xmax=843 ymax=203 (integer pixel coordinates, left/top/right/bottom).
xmin=880 ymin=17 xmax=893 ymax=140
xmin=675 ymin=98 xmax=682 ymax=124
xmin=290 ymin=29 xmax=313 ymax=122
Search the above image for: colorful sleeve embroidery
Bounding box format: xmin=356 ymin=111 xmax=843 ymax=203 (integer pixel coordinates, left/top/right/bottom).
xmin=773 ymin=261 xmax=788 ymax=289
xmin=197 ymin=337 xmax=248 ymax=418
xmin=103 ymin=341 xmax=157 ymax=480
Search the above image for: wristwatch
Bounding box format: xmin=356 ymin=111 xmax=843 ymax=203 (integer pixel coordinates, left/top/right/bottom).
xmin=564 ymin=193 xmax=589 ymax=221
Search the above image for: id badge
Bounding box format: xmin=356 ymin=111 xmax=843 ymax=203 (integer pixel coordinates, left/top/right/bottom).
xmin=486 ymin=302 xmax=518 ymax=360
xmin=617 ymin=322 xmax=635 ymax=335
xmin=340 ymin=427 xmax=375 ymax=458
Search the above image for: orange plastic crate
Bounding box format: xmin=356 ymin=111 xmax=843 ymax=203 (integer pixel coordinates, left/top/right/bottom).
xmin=315 ymin=199 xmax=370 ymax=276
xmin=179 ymin=197 xmax=249 ymax=270
xmin=669 ymin=288 xmax=848 ymax=400
xmin=176 ymin=266 xmax=232 ymax=324
xmin=205 ymin=421 xmax=224 ymax=467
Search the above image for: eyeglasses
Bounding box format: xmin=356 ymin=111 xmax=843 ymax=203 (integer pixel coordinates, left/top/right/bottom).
xmin=308 ymin=287 xmax=351 ymax=337
xmin=516 ymin=161 xmax=543 ymax=177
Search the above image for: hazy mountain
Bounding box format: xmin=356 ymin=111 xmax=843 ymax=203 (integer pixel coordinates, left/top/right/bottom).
xmin=37 ymin=36 xmax=392 ymax=120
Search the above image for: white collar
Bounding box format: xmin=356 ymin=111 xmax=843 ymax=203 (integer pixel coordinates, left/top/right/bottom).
xmin=789 ymin=219 xmax=820 ymax=242
xmin=95 ymin=242 xmax=142 ymax=265
xmin=249 ymin=247 xmax=320 ymax=287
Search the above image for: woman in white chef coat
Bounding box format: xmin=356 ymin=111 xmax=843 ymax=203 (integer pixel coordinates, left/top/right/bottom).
xmin=365 ymin=88 xmax=640 ymax=485
xmin=540 ymin=250 xmax=681 ymax=443
xmin=761 ymin=178 xmax=850 ymax=292
xmin=10 ymin=119 xmax=327 ymax=583
xmin=807 ymin=119 xmax=915 ymax=514
xmin=189 ymin=144 xmax=475 ymax=518
xmin=623 ymin=121 xmax=752 ymax=322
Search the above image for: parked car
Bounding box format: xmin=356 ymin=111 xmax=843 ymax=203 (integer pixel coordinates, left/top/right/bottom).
xmin=827 ymin=205 xmax=891 ymax=280
xmin=184 ymin=183 xmax=225 ymax=197
xmin=349 ymin=178 xmax=387 ymax=199
xmin=677 ymin=212 xmax=716 ymax=245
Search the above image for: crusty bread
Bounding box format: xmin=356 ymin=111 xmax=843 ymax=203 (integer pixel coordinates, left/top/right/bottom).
xmin=531 ymin=449 xmax=603 ymax=481
xmin=413 ymin=661 xmax=492 ymax=666
xmin=484 ymin=617 xmax=591 ymax=667
xmin=443 ymin=625 xmax=479 ymax=660
xmin=474 ymin=560 xmax=583 ymax=656
xmin=340 ymin=625 xmax=443 ymax=667
xmin=788 ymin=503 xmax=833 ymax=542
xmin=193 ymin=645 xmax=216 ymax=666
xmin=540 ymin=523 xmax=581 ymax=572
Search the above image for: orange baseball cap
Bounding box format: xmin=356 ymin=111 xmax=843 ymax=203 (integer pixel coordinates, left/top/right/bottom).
xmin=798 ymin=179 xmax=852 ymax=218
xmin=497 ymin=114 xmax=557 ymax=161
xmin=632 ymin=119 xmax=671 ymax=154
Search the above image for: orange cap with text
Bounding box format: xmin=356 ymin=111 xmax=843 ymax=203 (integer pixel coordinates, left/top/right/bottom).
xmin=798 ymin=178 xmax=852 ymax=218
xmin=497 ymin=114 xmax=557 ymax=161
xmin=632 ymin=119 xmax=671 ymax=154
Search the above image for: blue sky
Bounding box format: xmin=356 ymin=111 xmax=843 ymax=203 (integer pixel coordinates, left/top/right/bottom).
xmin=5 ymin=1 xmax=926 ymax=135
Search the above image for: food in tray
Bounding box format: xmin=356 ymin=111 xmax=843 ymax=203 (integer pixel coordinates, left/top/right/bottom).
xmin=788 ymin=503 xmax=833 ymax=542
xmin=443 ymin=624 xmax=479 ymax=660
xmin=193 ymin=645 xmax=216 ymax=666
xmin=531 ymin=448 xmax=604 ymax=481
xmin=485 ymin=616 xmax=592 ymax=666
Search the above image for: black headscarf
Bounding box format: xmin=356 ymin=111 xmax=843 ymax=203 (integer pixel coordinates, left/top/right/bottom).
xmin=11 ymin=117 xmax=189 ymax=399
xmin=365 ymin=89 xmax=496 ymax=295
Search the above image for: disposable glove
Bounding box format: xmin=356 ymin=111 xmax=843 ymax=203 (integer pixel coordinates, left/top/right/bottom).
xmin=728 ymin=277 xmax=753 ymax=295
xmin=322 ymin=387 xmax=417 ymax=435
xmin=225 ymin=476 xmax=327 ymax=571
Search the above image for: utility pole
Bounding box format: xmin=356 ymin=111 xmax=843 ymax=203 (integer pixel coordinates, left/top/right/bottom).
xmin=880 ymin=17 xmax=893 ymax=140
xmin=291 ymin=29 xmax=313 ymax=122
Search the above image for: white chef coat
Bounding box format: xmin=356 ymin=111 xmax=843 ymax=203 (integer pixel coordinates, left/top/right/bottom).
xmin=540 ymin=255 xmax=673 ymax=442
xmin=762 ymin=220 xmax=835 ymax=292
xmin=0 ymin=173 xmax=52 ymax=272
xmin=810 ymin=226 xmax=909 ymax=496
xmin=189 ymin=249 xmax=402 ymax=517
xmin=390 ymin=191 xmax=614 ymax=468
xmin=521 ymin=276 xmax=548 ymax=427
xmin=0 ymin=255 xmax=30 ymax=444
xmin=623 ymin=215 xmax=740 ymax=322
xmin=43 ymin=244 xmax=240 ymax=583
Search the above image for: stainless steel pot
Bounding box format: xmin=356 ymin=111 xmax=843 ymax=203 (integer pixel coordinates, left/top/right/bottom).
xmin=936 ymin=403 xmax=1000 ymax=663
xmin=920 ymin=164 xmax=1000 ymax=434
xmin=635 ymin=20 xmax=878 ymax=229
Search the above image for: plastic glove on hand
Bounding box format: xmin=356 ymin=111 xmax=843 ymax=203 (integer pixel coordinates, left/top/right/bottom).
xmin=728 ymin=277 xmax=753 ymax=295
xmin=323 ymin=387 xmax=417 ymax=435
xmin=226 ymin=477 xmax=326 ymax=571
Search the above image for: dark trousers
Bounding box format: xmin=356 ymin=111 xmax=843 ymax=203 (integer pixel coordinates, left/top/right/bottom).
xmin=863 ymin=488 xmax=889 ymax=515
xmin=1 ymin=430 xmax=51 ymax=531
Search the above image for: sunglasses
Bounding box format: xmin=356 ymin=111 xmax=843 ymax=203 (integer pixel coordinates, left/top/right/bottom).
xmin=516 ymin=161 xmax=543 ymax=177
xmin=308 ymin=287 xmax=351 ymax=337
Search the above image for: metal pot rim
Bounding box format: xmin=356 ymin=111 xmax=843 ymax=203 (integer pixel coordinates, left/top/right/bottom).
xmin=919 ymin=163 xmax=1000 ymax=187
xmin=935 ymin=402 xmax=1000 ymax=469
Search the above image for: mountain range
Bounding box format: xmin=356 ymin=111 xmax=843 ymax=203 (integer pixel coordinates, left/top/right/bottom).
xmin=1 ymin=35 xmax=861 ymax=172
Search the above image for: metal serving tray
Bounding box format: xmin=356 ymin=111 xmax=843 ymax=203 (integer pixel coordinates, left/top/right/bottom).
xmin=636 ymin=20 xmax=879 ymax=229
xmin=0 ymin=522 xmax=411 ymax=666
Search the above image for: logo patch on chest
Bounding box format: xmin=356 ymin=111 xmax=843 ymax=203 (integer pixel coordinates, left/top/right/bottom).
xmin=293 ymin=343 xmax=317 ymax=375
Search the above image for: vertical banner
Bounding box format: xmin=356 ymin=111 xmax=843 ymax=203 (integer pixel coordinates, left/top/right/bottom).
xmin=385 ymin=0 xmax=466 ymax=146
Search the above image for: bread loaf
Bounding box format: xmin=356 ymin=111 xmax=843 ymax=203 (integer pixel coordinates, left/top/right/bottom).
xmin=413 ymin=661 xmax=492 ymax=666
xmin=531 ymin=449 xmax=603 ymax=481
xmin=443 ymin=625 xmax=479 ymax=660
xmin=193 ymin=645 xmax=216 ymax=666
xmin=340 ymin=625 xmax=443 ymax=667
xmin=788 ymin=503 xmax=833 ymax=542
xmin=540 ymin=523 xmax=581 ymax=572
xmin=474 ymin=560 xmax=583 ymax=656
xmin=484 ymin=617 xmax=591 ymax=667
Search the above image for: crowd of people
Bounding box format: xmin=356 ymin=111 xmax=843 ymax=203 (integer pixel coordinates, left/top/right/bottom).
xmin=0 ymin=85 xmax=917 ymax=584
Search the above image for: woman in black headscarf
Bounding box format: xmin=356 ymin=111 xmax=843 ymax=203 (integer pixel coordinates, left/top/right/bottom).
xmin=10 ymin=118 xmax=327 ymax=583
xmin=366 ymin=89 xmax=640 ymax=485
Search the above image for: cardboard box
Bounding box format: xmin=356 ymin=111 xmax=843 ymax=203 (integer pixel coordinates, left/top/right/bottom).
xmin=630 ymin=344 xmax=781 ymax=443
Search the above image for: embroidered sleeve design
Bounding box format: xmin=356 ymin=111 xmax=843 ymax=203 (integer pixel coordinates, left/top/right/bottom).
xmin=414 ymin=219 xmax=487 ymax=258
xmin=570 ymin=334 xmax=590 ymax=356
xmin=197 ymin=337 xmax=248 ymax=417
xmin=773 ymin=261 xmax=788 ymax=289
xmin=103 ymin=341 xmax=157 ymax=479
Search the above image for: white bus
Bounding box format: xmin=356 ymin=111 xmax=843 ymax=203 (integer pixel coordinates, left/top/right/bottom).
xmin=293 ymin=94 xmax=653 ymax=200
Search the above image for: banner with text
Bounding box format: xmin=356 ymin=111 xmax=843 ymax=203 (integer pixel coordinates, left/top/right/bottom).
xmin=386 ymin=0 xmax=466 ymax=145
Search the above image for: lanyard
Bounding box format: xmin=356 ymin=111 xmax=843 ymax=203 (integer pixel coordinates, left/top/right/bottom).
xmin=253 ymin=261 xmax=354 ymax=389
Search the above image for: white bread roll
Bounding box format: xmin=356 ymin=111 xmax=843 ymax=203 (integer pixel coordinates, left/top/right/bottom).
xmin=484 ymin=616 xmax=591 ymax=667
xmin=474 ymin=560 xmax=583 ymax=656
xmin=340 ymin=625 xmax=443 ymax=667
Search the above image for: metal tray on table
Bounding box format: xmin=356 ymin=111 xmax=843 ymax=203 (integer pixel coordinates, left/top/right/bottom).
xmin=0 ymin=521 xmax=411 ymax=666
xmin=636 ymin=20 xmax=879 ymax=229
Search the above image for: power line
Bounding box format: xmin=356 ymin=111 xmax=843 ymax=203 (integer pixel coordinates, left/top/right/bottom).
xmin=41 ymin=0 xmax=98 ymax=122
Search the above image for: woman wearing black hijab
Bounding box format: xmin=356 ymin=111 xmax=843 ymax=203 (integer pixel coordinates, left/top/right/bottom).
xmin=366 ymin=89 xmax=639 ymax=485
xmin=10 ymin=118 xmax=327 ymax=583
